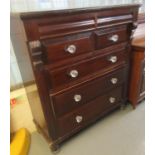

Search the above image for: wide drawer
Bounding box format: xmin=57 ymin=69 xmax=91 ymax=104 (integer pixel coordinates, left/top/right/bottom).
xmin=45 ymin=47 xmax=128 ymax=89
xmin=42 ymin=32 xmax=94 ymax=63
xmin=51 ymin=67 xmax=127 ymax=117
xmin=57 ymin=86 xmax=123 ymax=137
xmin=95 ymin=25 xmax=128 ymax=49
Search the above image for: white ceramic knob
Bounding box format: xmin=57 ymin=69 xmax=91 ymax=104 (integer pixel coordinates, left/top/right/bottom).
xmin=109 ymin=97 xmax=116 ymax=103
xmin=75 ymin=115 xmax=83 ymax=123
xmin=109 ymin=34 xmax=119 ymax=42
xmin=66 ymin=45 xmax=76 ymax=54
xmin=69 ymin=70 xmax=78 ymax=78
xmin=74 ymin=94 xmax=82 ymax=102
xmin=111 ymin=78 xmax=118 ymax=84
xmin=108 ymin=56 xmax=117 ymax=63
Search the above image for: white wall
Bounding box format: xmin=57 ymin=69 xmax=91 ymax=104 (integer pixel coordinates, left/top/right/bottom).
xmin=10 ymin=14 xmax=34 ymax=87
xmin=10 ymin=14 xmax=36 ymax=133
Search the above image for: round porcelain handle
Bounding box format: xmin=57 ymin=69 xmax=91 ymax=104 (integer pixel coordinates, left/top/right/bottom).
xmin=74 ymin=94 xmax=82 ymax=102
xmin=69 ymin=70 xmax=78 ymax=78
xmin=108 ymin=56 xmax=117 ymax=63
xmin=109 ymin=97 xmax=116 ymax=103
xmin=76 ymin=115 xmax=83 ymax=123
xmin=66 ymin=45 xmax=76 ymax=54
xmin=111 ymin=78 xmax=118 ymax=84
xmin=109 ymin=34 xmax=119 ymax=42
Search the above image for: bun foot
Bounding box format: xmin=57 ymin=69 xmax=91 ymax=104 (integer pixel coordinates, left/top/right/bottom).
xmin=50 ymin=143 xmax=60 ymax=153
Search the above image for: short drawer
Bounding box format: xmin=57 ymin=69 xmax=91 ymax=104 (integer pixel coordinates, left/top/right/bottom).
xmin=57 ymin=86 xmax=123 ymax=137
xmin=45 ymin=48 xmax=127 ymax=89
xmin=95 ymin=25 xmax=128 ymax=49
xmin=42 ymin=32 xmax=94 ymax=63
xmin=92 ymin=48 xmax=128 ymax=72
xmin=52 ymin=67 xmax=127 ymax=117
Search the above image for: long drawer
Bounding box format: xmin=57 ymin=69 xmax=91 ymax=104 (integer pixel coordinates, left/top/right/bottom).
xmin=51 ymin=66 xmax=127 ymax=117
xmin=57 ymin=85 xmax=123 ymax=137
xmin=45 ymin=47 xmax=128 ymax=89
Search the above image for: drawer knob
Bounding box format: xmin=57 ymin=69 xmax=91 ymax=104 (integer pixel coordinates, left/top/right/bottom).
xmin=109 ymin=97 xmax=116 ymax=103
xmin=111 ymin=78 xmax=118 ymax=84
xmin=108 ymin=56 xmax=117 ymax=63
xmin=76 ymin=115 xmax=83 ymax=123
xmin=69 ymin=70 xmax=78 ymax=78
xmin=66 ymin=45 xmax=76 ymax=54
xmin=109 ymin=34 xmax=119 ymax=42
xmin=74 ymin=94 xmax=82 ymax=102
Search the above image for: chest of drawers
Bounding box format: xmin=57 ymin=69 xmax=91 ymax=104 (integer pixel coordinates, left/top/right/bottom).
xmin=20 ymin=4 xmax=140 ymax=151
xmin=129 ymin=22 xmax=145 ymax=108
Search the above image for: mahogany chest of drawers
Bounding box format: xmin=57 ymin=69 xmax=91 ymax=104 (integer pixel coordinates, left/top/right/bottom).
xmin=129 ymin=22 xmax=145 ymax=108
xmin=20 ymin=4 xmax=140 ymax=151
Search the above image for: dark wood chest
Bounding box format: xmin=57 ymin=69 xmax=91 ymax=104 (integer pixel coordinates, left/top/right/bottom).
xmin=20 ymin=4 xmax=140 ymax=151
xmin=129 ymin=22 xmax=145 ymax=108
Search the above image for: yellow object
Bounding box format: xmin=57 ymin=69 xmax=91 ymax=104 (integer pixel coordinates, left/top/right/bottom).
xmin=10 ymin=128 xmax=31 ymax=155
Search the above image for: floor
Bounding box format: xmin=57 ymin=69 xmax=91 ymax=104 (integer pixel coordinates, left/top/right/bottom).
xmin=29 ymin=102 xmax=145 ymax=155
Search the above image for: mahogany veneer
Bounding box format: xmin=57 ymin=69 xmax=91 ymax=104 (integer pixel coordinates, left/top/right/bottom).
xmin=20 ymin=4 xmax=140 ymax=151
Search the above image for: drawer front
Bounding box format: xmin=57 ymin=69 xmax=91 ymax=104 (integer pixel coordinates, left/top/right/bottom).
xmin=46 ymin=48 xmax=127 ymax=88
xmin=57 ymin=86 xmax=123 ymax=137
xmin=46 ymin=60 xmax=92 ymax=88
xmin=42 ymin=32 xmax=94 ymax=63
xmin=92 ymin=48 xmax=128 ymax=72
xmin=52 ymin=67 xmax=127 ymax=117
xmin=95 ymin=25 xmax=128 ymax=49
